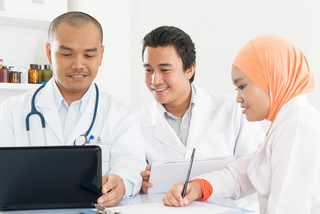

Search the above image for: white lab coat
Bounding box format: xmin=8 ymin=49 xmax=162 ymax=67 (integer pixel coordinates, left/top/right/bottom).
xmin=0 ymin=78 xmax=146 ymax=197
xmin=197 ymin=95 xmax=320 ymax=214
xmin=140 ymin=85 xmax=265 ymax=164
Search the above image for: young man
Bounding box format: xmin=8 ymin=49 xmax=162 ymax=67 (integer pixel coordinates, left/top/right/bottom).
xmin=140 ymin=26 xmax=264 ymax=193
xmin=0 ymin=12 xmax=145 ymax=207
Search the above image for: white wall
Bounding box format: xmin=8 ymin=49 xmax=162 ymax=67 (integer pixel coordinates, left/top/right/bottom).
xmin=0 ymin=25 xmax=48 ymax=71
xmin=2 ymin=0 xmax=319 ymax=113
xmin=72 ymin=0 xmax=320 ymax=113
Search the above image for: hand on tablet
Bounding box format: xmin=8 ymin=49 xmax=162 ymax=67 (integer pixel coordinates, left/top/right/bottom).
xmin=97 ymin=174 xmax=125 ymax=207
xmin=140 ymin=165 xmax=153 ymax=194
xmin=162 ymin=181 xmax=202 ymax=207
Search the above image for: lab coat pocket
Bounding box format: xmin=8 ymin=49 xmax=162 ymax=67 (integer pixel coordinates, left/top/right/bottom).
xmin=98 ymin=144 xmax=111 ymax=162
xmin=89 ymin=142 xmax=111 ymax=162
xmin=89 ymin=137 xmax=113 ymax=162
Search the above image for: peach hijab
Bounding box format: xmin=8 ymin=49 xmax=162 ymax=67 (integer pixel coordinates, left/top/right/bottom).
xmin=233 ymin=35 xmax=314 ymax=123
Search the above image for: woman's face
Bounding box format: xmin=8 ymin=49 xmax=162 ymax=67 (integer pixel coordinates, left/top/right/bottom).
xmin=232 ymin=65 xmax=270 ymax=121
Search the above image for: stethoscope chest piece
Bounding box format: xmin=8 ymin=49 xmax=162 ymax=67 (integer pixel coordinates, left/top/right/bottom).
xmin=74 ymin=135 xmax=87 ymax=146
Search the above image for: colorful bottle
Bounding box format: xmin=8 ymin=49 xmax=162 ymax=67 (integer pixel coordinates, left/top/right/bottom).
xmin=28 ymin=64 xmax=39 ymax=84
xmin=0 ymin=65 xmax=10 ymax=82
xmin=40 ymin=64 xmax=53 ymax=83
xmin=9 ymin=67 xmax=21 ymax=83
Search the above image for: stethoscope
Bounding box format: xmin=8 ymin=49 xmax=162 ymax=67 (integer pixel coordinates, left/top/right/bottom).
xmin=25 ymin=83 xmax=99 ymax=146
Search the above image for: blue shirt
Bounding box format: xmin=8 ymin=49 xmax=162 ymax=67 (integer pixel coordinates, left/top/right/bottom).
xmin=53 ymin=80 xmax=93 ymax=144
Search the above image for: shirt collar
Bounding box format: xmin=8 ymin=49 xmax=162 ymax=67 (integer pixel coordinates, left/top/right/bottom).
xmin=53 ymin=77 xmax=94 ymax=114
xmin=160 ymin=84 xmax=196 ymax=118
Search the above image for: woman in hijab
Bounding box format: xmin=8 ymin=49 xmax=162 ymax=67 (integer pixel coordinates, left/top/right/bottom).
xmin=162 ymin=35 xmax=320 ymax=213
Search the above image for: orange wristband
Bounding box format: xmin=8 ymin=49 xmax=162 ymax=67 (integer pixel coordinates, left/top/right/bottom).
xmin=189 ymin=178 xmax=213 ymax=201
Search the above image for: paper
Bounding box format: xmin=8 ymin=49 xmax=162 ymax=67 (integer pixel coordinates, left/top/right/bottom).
xmin=149 ymin=156 xmax=235 ymax=193
xmin=104 ymin=201 xmax=252 ymax=214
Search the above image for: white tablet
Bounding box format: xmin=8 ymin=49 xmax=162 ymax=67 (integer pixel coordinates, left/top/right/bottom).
xmin=148 ymin=156 xmax=235 ymax=194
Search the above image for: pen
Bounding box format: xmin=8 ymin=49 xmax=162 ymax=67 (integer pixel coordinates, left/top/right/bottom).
xmin=182 ymin=148 xmax=196 ymax=198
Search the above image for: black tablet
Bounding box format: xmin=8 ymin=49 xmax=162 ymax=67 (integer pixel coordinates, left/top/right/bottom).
xmin=0 ymin=146 xmax=102 ymax=211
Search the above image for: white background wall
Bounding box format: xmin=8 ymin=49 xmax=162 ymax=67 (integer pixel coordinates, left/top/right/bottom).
xmin=78 ymin=0 xmax=320 ymax=113
xmin=1 ymin=0 xmax=319 ymax=114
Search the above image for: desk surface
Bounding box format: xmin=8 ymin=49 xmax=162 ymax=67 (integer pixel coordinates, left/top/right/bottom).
xmin=0 ymin=193 xmax=241 ymax=214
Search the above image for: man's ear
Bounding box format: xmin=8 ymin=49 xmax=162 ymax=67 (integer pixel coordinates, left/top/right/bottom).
xmin=46 ymin=43 xmax=52 ymax=64
xmin=99 ymin=45 xmax=105 ymax=66
xmin=186 ymin=63 xmax=195 ymax=80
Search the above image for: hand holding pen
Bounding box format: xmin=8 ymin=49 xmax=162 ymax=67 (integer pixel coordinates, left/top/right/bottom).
xmin=182 ymin=148 xmax=196 ymax=198
xmin=162 ymin=148 xmax=204 ymax=207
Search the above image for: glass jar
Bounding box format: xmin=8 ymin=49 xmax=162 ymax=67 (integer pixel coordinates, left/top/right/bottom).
xmin=28 ymin=64 xmax=39 ymax=84
xmin=0 ymin=66 xmax=10 ymax=83
xmin=9 ymin=67 xmax=21 ymax=83
xmin=40 ymin=64 xmax=53 ymax=83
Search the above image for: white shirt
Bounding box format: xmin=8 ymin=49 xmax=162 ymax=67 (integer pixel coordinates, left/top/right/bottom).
xmin=0 ymin=78 xmax=146 ymax=198
xmin=53 ymin=80 xmax=89 ymax=144
xmin=140 ymin=84 xmax=265 ymax=165
xmin=196 ymin=95 xmax=320 ymax=214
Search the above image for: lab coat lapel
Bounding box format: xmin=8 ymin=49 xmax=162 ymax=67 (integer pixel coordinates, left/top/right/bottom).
xmin=65 ymin=86 xmax=96 ymax=145
xmin=150 ymin=102 xmax=186 ymax=154
xmin=35 ymin=80 xmax=64 ymax=144
xmin=186 ymin=86 xmax=215 ymax=150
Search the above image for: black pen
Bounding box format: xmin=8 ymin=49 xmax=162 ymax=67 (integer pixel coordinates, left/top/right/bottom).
xmin=182 ymin=148 xmax=196 ymax=198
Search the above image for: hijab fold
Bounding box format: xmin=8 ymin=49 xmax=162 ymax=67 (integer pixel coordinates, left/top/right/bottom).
xmin=233 ymin=35 xmax=314 ymax=123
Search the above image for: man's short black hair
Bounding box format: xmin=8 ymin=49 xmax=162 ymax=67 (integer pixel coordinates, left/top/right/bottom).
xmin=142 ymin=26 xmax=196 ymax=83
xmin=48 ymin=11 xmax=103 ymax=45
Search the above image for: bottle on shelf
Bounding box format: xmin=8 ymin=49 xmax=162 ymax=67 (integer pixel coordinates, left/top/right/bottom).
xmin=9 ymin=66 xmax=21 ymax=83
xmin=38 ymin=65 xmax=42 ymax=83
xmin=40 ymin=64 xmax=53 ymax=84
xmin=0 ymin=65 xmax=10 ymax=83
xmin=28 ymin=64 xmax=39 ymax=84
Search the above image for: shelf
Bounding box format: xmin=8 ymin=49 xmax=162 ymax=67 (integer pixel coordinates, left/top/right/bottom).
xmin=0 ymin=83 xmax=42 ymax=90
xmin=0 ymin=10 xmax=51 ymax=29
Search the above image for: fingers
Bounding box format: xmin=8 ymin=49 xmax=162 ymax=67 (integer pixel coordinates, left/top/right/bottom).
xmin=185 ymin=182 xmax=202 ymax=202
xmin=140 ymin=165 xmax=151 ymax=181
xmin=101 ymin=174 xmax=119 ymax=194
xmin=98 ymin=174 xmax=125 ymax=207
xmin=140 ymin=170 xmax=150 ymax=180
xmin=140 ymin=165 xmax=153 ymax=194
xmin=162 ymin=182 xmax=203 ymax=207
xmin=97 ymin=188 xmax=123 ymax=207
xmin=162 ymin=182 xmax=185 ymax=207
xmin=102 ymin=174 xmax=108 ymax=187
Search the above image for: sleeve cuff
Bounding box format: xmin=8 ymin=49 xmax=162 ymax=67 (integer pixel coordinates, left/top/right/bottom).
xmin=122 ymin=178 xmax=134 ymax=198
xmin=189 ymin=178 xmax=213 ymax=201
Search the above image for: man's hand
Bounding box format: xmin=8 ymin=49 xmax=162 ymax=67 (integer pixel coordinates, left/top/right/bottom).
xmin=97 ymin=174 xmax=125 ymax=207
xmin=139 ymin=165 xmax=153 ymax=194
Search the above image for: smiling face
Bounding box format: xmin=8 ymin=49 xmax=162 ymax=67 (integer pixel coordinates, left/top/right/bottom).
xmin=46 ymin=22 xmax=104 ymax=100
xmin=143 ymin=46 xmax=194 ymax=111
xmin=232 ymin=65 xmax=270 ymax=121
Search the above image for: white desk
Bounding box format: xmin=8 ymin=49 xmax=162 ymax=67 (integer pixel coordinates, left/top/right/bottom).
xmin=0 ymin=193 xmax=241 ymax=214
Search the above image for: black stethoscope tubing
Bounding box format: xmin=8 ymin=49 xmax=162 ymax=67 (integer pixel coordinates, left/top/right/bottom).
xmin=25 ymin=83 xmax=99 ymax=145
